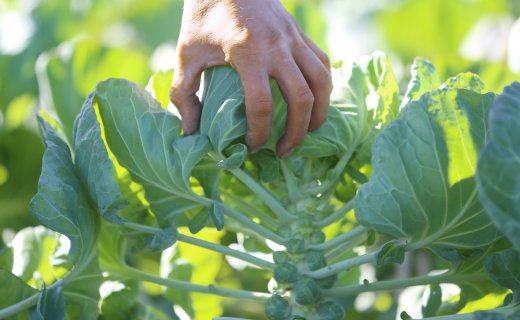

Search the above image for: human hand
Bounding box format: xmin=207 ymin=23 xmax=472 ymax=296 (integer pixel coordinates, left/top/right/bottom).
xmin=170 ymin=0 xmax=332 ymax=158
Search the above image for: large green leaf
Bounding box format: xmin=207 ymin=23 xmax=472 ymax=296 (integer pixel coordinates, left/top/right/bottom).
xmin=401 ymin=58 xmax=441 ymax=107
xmin=94 ymin=79 xmax=208 ymax=226
xmin=477 ymin=82 xmax=520 ymax=253
xmin=356 ymin=88 xmax=500 ymax=250
xmin=30 ymin=116 xmax=98 ymax=262
xmin=73 ymin=93 xmax=128 ymax=224
xmin=37 ymin=39 xmax=151 ymax=142
xmin=485 ymin=249 xmax=520 ymax=298
xmin=28 ymin=117 xmax=101 ymax=318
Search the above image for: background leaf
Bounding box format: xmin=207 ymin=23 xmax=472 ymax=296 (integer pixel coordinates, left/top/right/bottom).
xmin=477 ymin=82 xmax=520 ymax=253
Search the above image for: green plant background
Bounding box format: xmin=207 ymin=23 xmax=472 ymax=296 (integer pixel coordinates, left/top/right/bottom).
xmin=0 ymin=0 xmax=519 ymax=319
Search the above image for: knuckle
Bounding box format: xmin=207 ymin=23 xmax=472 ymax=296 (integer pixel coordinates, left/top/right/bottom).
xmin=249 ymin=97 xmax=273 ymax=118
xmin=169 ymin=85 xmax=187 ymax=107
xmin=293 ymin=86 xmax=314 ymax=108
xmin=315 ymin=68 xmax=332 ymax=89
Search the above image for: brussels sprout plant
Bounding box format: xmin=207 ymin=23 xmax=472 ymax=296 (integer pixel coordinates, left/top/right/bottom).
xmin=1 ymin=52 xmax=519 ymax=320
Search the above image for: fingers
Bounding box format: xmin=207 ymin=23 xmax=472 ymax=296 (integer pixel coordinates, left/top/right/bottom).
xmin=293 ymin=43 xmax=332 ymax=131
xmin=170 ymin=61 xmax=203 ymax=135
xmin=235 ymin=64 xmax=273 ymax=153
xmin=300 ymin=32 xmax=331 ymax=70
xmin=270 ymin=57 xmax=314 ymax=159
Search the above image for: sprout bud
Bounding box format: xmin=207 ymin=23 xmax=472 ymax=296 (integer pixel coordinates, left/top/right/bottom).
xmin=265 ymin=295 xmax=292 ymax=320
xmin=304 ymin=250 xmax=327 ymax=271
xmin=309 ymin=231 xmax=326 ymax=244
xmin=277 ymin=225 xmax=293 ymax=238
xmin=293 ymin=277 xmax=322 ymax=305
xmin=273 ymin=251 xmax=290 ymax=264
xmin=285 ymin=239 xmax=305 ymax=254
xmin=274 ymin=263 xmax=298 ymax=283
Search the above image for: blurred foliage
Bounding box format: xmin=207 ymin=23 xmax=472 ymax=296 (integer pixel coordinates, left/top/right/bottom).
xmin=0 ymin=0 xmax=519 ymax=319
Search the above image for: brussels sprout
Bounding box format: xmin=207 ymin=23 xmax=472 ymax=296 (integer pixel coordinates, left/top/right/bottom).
xmin=285 ymin=239 xmax=305 ymax=254
xmin=315 ymin=300 xmax=345 ymax=320
xmin=294 ymin=215 xmax=314 ymax=234
xmin=293 ymin=277 xmax=322 ymax=305
xmin=274 ymin=263 xmax=298 ymax=283
xmin=304 ymin=250 xmax=327 ymax=271
xmin=265 ymin=295 xmax=292 ymax=320
xmin=309 ymin=231 xmax=326 ymax=244
xmin=277 ymin=225 xmax=293 ymax=238
xmin=317 ymin=274 xmax=338 ymax=289
xmin=273 ymin=251 xmax=290 ymax=264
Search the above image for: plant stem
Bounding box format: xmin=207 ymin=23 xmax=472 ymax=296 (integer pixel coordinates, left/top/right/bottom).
xmin=316 ymin=200 xmax=355 ymax=228
xmin=280 ymin=160 xmax=302 ymax=203
xmin=0 ymin=293 xmax=40 ymax=319
xmin=305 ymin=251 xmax=377 ymax=279
xmin=122 ymin=221 xmax=275 ymax=270
xmin=309 ymin=226 xmax=368 ymax=251
xmin=177 ymin=234 xmax=275 ymax=270
xmin=220 ymin=190 xmax=279 ymax=229
xmin=323 ymin=272 xmax=486 ymax=297
xmin=326 ymin=234 xmax=369 ymax=262
xmin=229 ymin=167 xmax=294 ymax=222
xmin=302 ymin=158 xmax=313 ymax=182
xmin=221 ymin=205 xmax=287 ymax=244
xmin=123 ymin=267 xmax=270 ymax=301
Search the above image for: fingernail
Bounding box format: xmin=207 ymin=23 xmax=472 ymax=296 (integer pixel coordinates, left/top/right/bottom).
xmin=249 ymin=146 xmax=261 ymax=154
xmin=277 ymin=146 xmax=294 ymax=159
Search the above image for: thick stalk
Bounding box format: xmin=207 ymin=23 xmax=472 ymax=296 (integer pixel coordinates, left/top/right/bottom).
xmin=123 ymin=267 xmax=270 ymax=301
xmin=0 ymin=294 xmax=40 ymax=319
xmin=280 ymin=160 xmax=302 ymax=203
xmin=220 ymin=190 xmax=279 ymax=229
xmin=305 ymin=251 xmax=377 ymax=279
xmin=122 ymin=221 xmax=275 ymax=270
xmin=309 ymin=226 xmax=369 ymax=251
xmin=316 ymin=200 xmax=355 ymax=228
xmin=177 ymin=234 xmax=275 ymax=270
xmin=323 ymin=272 xmax=486 ymax=297
xmin=221 ymin=205 xmax=287 ymax=244
xmin=229 ymin=167 xmax=295 ymax=221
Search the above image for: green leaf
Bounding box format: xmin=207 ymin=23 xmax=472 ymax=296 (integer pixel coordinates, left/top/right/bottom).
xmin=147 ymin=70 xmax=174 ymax=108
xmin=31 ymin=116 xmax=98 ymax=263
xmin=100 ymin=280 xmax=140 ymax=320
xmin=361 ymin=51 xmax=400 ymax=127
xmin=376 ymin=241 xmax=406 ymax=266
xmin=209 ymin=201 xmax=224 ymax=231
xmin=219 ymin=144 xmax=248 ymax=170
xmin=37 ymin=39 xmax=151 ymax=142
xmin=443 ymin=73 xmax=486 ymax=93
xmin=356 ymin=88 xmax=500 ymax=250
xmin=94 ymin=79 xmax=206 ymax=225
xmin=73 ymin=93 xmax=127 ymax=224
xmin=200 ymin=67 xmax=246 ymax=153
xmin=0 ymin=241 xmax=13 ymax=271
xmin=150 ymin=228 xmax=178 ymax=252
xmin=422 ymin=284 xmax=442 ymax=317
xmin=477 ymin=82 xmax=520 ymax=253
xmin=188 ymin=209 xmax=210 ymax=234
xmin=485 ymin=249 xmax=520 ymax=297
xmin=37 ymin=285 xmax=65 ymax=320
xmin=402 ymin=58 xmax=441 ymax=108
xmin=0 ymin=270 xmax=38 ymax=317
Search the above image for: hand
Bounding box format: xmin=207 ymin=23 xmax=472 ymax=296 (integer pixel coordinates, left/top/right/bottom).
xmin=170 ymin=0 xmax=332 ymax=158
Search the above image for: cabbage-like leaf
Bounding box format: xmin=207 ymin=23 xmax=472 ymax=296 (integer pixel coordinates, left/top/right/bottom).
xmin=356 ymin=88 xmax=500 ymax=250
xmin=94 ymin=79 xmax=209 ymax=225
xmin=401 ymin=58 xmax=440 ymax=108
xmin=477 ymin=82 xmax=520 ymax=253
xmin=31 ymin=117 xmax=98 ymax=262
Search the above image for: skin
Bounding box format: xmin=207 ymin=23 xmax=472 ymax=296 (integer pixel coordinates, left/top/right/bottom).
xmin=170 ymin=0 xmax=332 ymax=158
